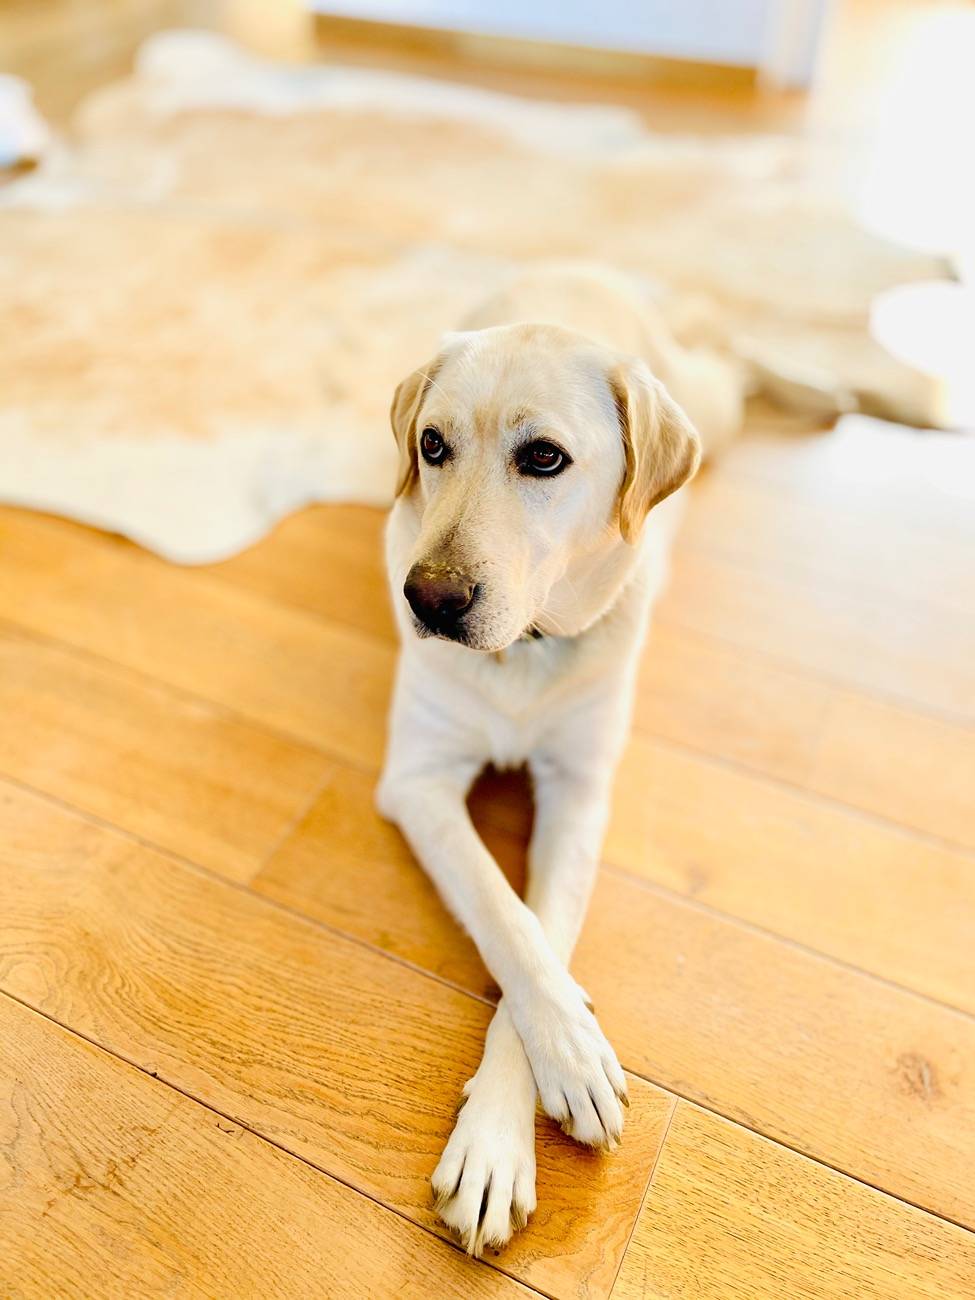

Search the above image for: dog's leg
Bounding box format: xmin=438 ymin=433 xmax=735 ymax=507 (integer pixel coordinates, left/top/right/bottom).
xmin=380 ymin=766 xmax=625 ymax=1092
xmin=428 ymin=758 xmax=621 ymax=1251
xmin=430 ymin=1000 xmax=538 ymax=1254
xmin=523 ymin=757 xmax=613 ymax=973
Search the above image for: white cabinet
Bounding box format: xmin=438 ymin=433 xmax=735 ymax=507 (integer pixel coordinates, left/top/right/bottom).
xmin=310 ymin=0 xmax=831 ymax=87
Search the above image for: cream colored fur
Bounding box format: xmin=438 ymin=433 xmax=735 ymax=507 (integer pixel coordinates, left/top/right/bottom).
xmin=378 ymin=266 xmax=721 ymax=1254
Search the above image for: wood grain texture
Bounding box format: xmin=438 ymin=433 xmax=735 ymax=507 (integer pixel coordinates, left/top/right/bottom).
xmin=258 ymin=746 xmax=975 ymax=1019
xmin=612 ymin=1103 xmax=975 ymax=1300
xmin=0 ymin=780 xmax=672 ymax=1300
xmin=607 ymin=734 xmax=975 ymax=1013
xmin=806 ymin=691 xmax=975 ymax=851
xmin=4 ymin=508 xmax=972 ymax=989
xmin=577 ymin=872 xmax=975 ymax=1230
xmin=208 ymin=504 xmax=396 ymax=642
xmin=213 ymin=503 xmax=975 ymax=854
xmin=0 ymin=996 xmax=532 ymax=1300
xmin=632 ymin=622 xmax=975 ymax=851
xmin=660 ymin=548 xmax=974 ymax=723
xmin=256 ymin=760 xmax=523 ymax=997
xmin=0 ymin=626 xmax=328 ymax=881
xmin=680 ymin=470 xmax=975 ymax=618
xmin=225 ymin=503 xmax=975 ymax=853
xmin=255 ymin=760 xmax=975 ymax=1227
xmin=212 ymin=501 xmax=975 ymax=854
xmin=5 ymin=506 xmax=972 ymax=860
xmin=5 ymin=6 xmax=974 ymax=1294
xmin=0 ymin=510 xmax=393 ymax=766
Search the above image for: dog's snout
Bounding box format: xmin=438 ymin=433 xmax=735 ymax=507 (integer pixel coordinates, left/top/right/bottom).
xmin=404 ymin=563 xmax=477 ymax=634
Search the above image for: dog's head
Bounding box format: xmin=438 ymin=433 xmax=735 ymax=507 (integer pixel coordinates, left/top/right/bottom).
xmin=390 ymin=323 xmax=700 ymax=652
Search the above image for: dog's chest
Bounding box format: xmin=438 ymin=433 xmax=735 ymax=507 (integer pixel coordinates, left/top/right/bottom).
xmin=452 ymin=636 xmax=587 ymax=767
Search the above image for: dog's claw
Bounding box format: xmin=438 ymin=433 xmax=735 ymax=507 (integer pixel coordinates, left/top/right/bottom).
xmin=433 ymin=1155 xmax=465 ymax=1211
xmin=477 ymin=1178 xmax=491 ymax=1231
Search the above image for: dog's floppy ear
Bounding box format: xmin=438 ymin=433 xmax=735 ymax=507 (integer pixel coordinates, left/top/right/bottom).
xmin=390 ymin=354 xmax=444 ymax=497
xmin=610 ymin=358 xmax=702 ymax=543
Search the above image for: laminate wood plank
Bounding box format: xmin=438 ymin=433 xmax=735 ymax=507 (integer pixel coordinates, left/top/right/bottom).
xmin=0 ymin=627 xmax=328 ymax=882
xmin=7 ymin=504 xmax=970 ymax=867
xmin=0 ymin=996 xmax=532 ymax=1300
xmin=255 ymin=761 xmax=975 ymax=1228
xmin=5 ymin=7 xmax=971 ymax=1297
xmin=659 ymin=548 xmax=974 ymax=722
xmin=681 ymin=469 xmax=975 ymax=618
xmin=632 ymin=621 xmax=975 ymax=850
xmin=611 ymin=1102 xmax=975 ymax=1300
xmin=607 ymin=733 xmax=975 ymax=1013
xmin=256 ymin=725 xmax=975 ymax=1018
xmin=579 ymin=871 xmax=975 ymax=1230
xmin=632 ymin=620 xmax=830 ymax=789
xmin=28 ymin=496 xmax=966 ymax=859
xmin=0 ymin=780 xmax=673 ymax=1300
xmin=255 ymin=761 xmax=521 ymax=999
xmin=0 ymin=510 xmax=393 ymax=767
xmin=208 ymin=504 xmax=396 ymax=642
xmin=715 ymin=418 xmax=975 ymax=547
xmin=805 ymin=691 xmax=975 ymax=851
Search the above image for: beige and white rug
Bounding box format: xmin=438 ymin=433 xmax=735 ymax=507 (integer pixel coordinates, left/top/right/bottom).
xmin=0 ymin=31 xmax=950 ymax=562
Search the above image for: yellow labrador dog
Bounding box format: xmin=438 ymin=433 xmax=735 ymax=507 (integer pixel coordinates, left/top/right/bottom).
xmin=378 ymin=265 xmax=740 ymax=1254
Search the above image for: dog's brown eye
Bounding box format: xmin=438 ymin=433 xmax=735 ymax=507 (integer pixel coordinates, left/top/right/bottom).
xmin=420 ymin=427 xmax=447 ymax=465
xmin=519 ymin=440 xmax=569 ymax=477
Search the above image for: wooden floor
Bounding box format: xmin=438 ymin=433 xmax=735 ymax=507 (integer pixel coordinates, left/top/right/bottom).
xmin=3 ymin=3 xmax=975 ymax=1297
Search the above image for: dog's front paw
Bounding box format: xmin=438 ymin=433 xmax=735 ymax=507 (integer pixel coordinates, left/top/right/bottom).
xmin=431 ymin=1072 xmax=537 ymax=1256
xmin=510 ymin=977 xmax=628 ymax=1150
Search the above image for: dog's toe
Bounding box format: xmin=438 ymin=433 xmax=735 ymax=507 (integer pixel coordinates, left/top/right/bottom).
xmin=560 ymin=1079 xmax=623 ymax=1150
xmin=435 ymin=1160 xmax=520 ymax=1256
xmin=431 ymin=1074 xmax=537 ymax=1256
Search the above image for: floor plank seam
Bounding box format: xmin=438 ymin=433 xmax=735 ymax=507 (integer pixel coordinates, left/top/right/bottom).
xmin=621 ymin=723 xmax=974 ymax=857
xmin=710 ymin=460 xmax=975 ymax=551
xmin=2 ymin=609 xmax=971 ymax=866
xmin=607 ymin=1096 xmax=678 ymax=1298
xmin=2 ymin=780 xmax=972 ymax=1239
xmin=598 ymin=860 xmax=975 ymax=1024
xmin=657 ymin=611 xmax=974 ymax=730
xmin=175 ymin=497 xmax=975 ymax=730
xmin=16 ymin=500 xmax=970 ymax=731
xmin=668 ymin=1099 xmax=975 ymax=1241
xmin=0 ymin=770 xmax=498 ymax=1010
xmin=6 ymin=976 xmax=972 ymax=1253
xmin=204 ymin=539 xmax=975 ymax=730
xmin=0 ymin=612 xmax=386 ymax=780
xmin=674 ymin=533 xmax=972 ymax=626
xmin=0 ymin=608 xmax=972 ymax=873
xmin=4 ymin=762 xmax=971 ymax=1030
xmin=0 ymin=988 xmax=555 ymax=1299
xmin=248 ymin=763 xmax=339 ymax=884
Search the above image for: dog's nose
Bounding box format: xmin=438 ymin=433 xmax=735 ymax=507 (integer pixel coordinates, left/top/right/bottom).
xmin=404 ymin=563 xmax=477 ymax=632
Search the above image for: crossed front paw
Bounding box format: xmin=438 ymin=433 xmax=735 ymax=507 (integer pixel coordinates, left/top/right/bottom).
xmin=510 ymin=976 xmax=628 ymax=1150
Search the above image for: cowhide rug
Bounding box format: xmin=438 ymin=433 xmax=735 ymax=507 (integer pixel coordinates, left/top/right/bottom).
xmin=0 ymin=31 xmax=949 ymax=562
